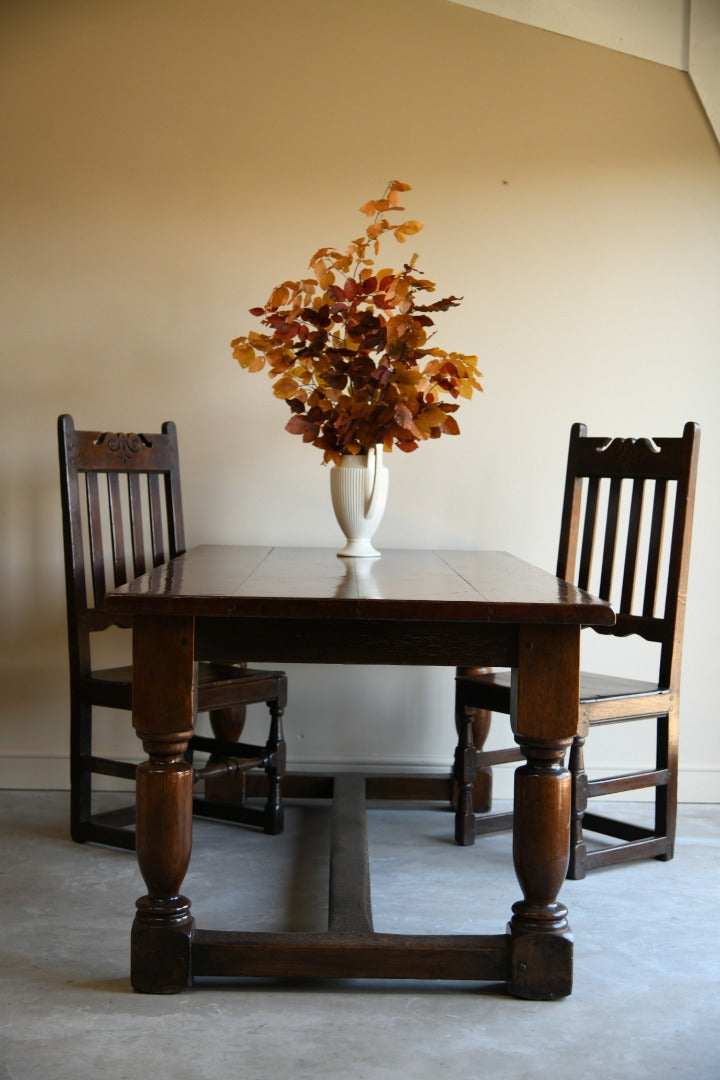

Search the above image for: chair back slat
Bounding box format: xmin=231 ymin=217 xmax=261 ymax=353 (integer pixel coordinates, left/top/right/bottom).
xmin=147 ymin=473 xmax=166 ymax=566
xmin=555 ymin=421 xmax=700 ymax=691
xmin=598 ymin=476 xmax=621 ymax=601
xmin=85 ymin=471 xmax=108 ymax=610
xmin=643 ymin=479 xmax=667 ymax=618
xmin=127 ymin=473 xmax=147 ymax=577
xmin=58 ymin=415 xmax=186 ymax=678
xmin=107 ymin=472 xmax=128 ymax=587
xmin=577 ymin=475 xmax=599 ymax=591
xmin=619 ymin=478 xmax=645 ymax=613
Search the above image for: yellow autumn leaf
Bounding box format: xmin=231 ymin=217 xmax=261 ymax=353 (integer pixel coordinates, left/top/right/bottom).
xmin=421 ymin=358 xmax=442 ymax=377
xmin=233 ymin=343 xmax=265 ymax=372
xmin=273 ymin=376 xmax=299 ymax=399
xmin=394 ymin=220 xmax=423 ymax=242
xmin=413 ymin=404 xmax=449 ymax=436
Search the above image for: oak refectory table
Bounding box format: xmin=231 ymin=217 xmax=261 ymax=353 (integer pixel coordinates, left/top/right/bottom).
xmin=104 ymin=545 xmax=614 ymax=999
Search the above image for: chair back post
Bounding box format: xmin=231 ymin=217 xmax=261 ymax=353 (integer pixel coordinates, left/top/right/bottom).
xmin=658 ymin=421 xmax=700 ymax=692
xmin=58 ymin=414 xmax=92 ymax=680
xmin=555 ymin=422 xmax=588 ymax=584
xmin=161 ymin=420 xmax=186 ymax=558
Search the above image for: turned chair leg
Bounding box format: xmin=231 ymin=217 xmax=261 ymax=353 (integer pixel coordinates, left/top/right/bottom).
xmin=453 ymin=706 xmax=477 ymax=846
xmin=471 ymin=706 xmax=493 ymax=814
xmin=204 ymin=705 xmax=248 ymax=806
xmin=567 ymin=735 xmax=588 ymax=880
xmin=452 ymin=702 xmax=493 ymax=844
xmin=70 ymin=700 xmax=93 ymax=842
xmin=263 ymin=701 xmax=285 ymax=835
xmin=655 ymin=711 xmax=677 ymax=862
xmin=452 ymin=668 xmax=493 ymax=823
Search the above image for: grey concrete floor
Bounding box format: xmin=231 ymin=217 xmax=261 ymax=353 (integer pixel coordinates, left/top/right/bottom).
xmin=1 ymin=792 xmax=719 ymax=1080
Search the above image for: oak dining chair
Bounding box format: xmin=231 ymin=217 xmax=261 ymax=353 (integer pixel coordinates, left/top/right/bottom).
xmin=58 ymin=414 xmax=287 ymax=850
xmin=453 ymin=421 xmax=700 ymax=877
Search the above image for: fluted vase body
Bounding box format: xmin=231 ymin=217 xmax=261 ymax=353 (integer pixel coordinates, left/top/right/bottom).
xmin=329 ymin=446 xmax=388 ymax=558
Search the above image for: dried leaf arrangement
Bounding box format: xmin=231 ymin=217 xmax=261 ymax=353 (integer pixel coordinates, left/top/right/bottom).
xmin=231 ymin=181 xmax=482 ymax=465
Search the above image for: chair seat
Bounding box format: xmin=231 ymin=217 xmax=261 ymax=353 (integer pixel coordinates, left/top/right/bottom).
xmin=460 ymin=668 xmax=661 ymax=707
xmin=84 ymin=663 xmax=285 ymax=707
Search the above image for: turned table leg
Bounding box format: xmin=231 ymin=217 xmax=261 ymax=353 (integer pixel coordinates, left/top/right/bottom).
xmin=507 ymin=624 xmax=580 ymax=1000
xmin=130 ymin=615 xmax=196 ymax=994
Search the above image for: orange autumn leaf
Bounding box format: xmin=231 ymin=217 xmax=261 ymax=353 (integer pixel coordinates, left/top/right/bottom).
xmin=268 ymin=284 xmax=291 ymax=308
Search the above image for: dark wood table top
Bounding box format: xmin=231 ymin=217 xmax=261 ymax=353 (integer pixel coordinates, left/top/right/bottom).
xmin=105 ymin=545 xmax=614 ymax=627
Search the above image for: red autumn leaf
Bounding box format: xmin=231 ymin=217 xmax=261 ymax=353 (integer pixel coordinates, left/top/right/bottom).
xmin=285 ymin=415 xmax=319 ymax=439
xmin=415 ymin=295 xmax=462 ymax=313
xmin=440 ymin=416 xmax=460 ymax=435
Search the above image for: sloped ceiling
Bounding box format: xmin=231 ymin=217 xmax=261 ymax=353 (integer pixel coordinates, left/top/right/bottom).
xmin=448 ymin=0 xmax=720 ymax=145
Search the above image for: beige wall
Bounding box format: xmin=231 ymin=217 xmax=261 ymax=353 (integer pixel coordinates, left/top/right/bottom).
xmin=1 ymin=0 xmax=719 ymax=799
xmin=452 ymin=0 xmax=720 ymax=145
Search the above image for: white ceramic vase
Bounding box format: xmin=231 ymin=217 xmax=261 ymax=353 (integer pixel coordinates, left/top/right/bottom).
xmin=330 ymin=445 xmax=388 ymax=558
